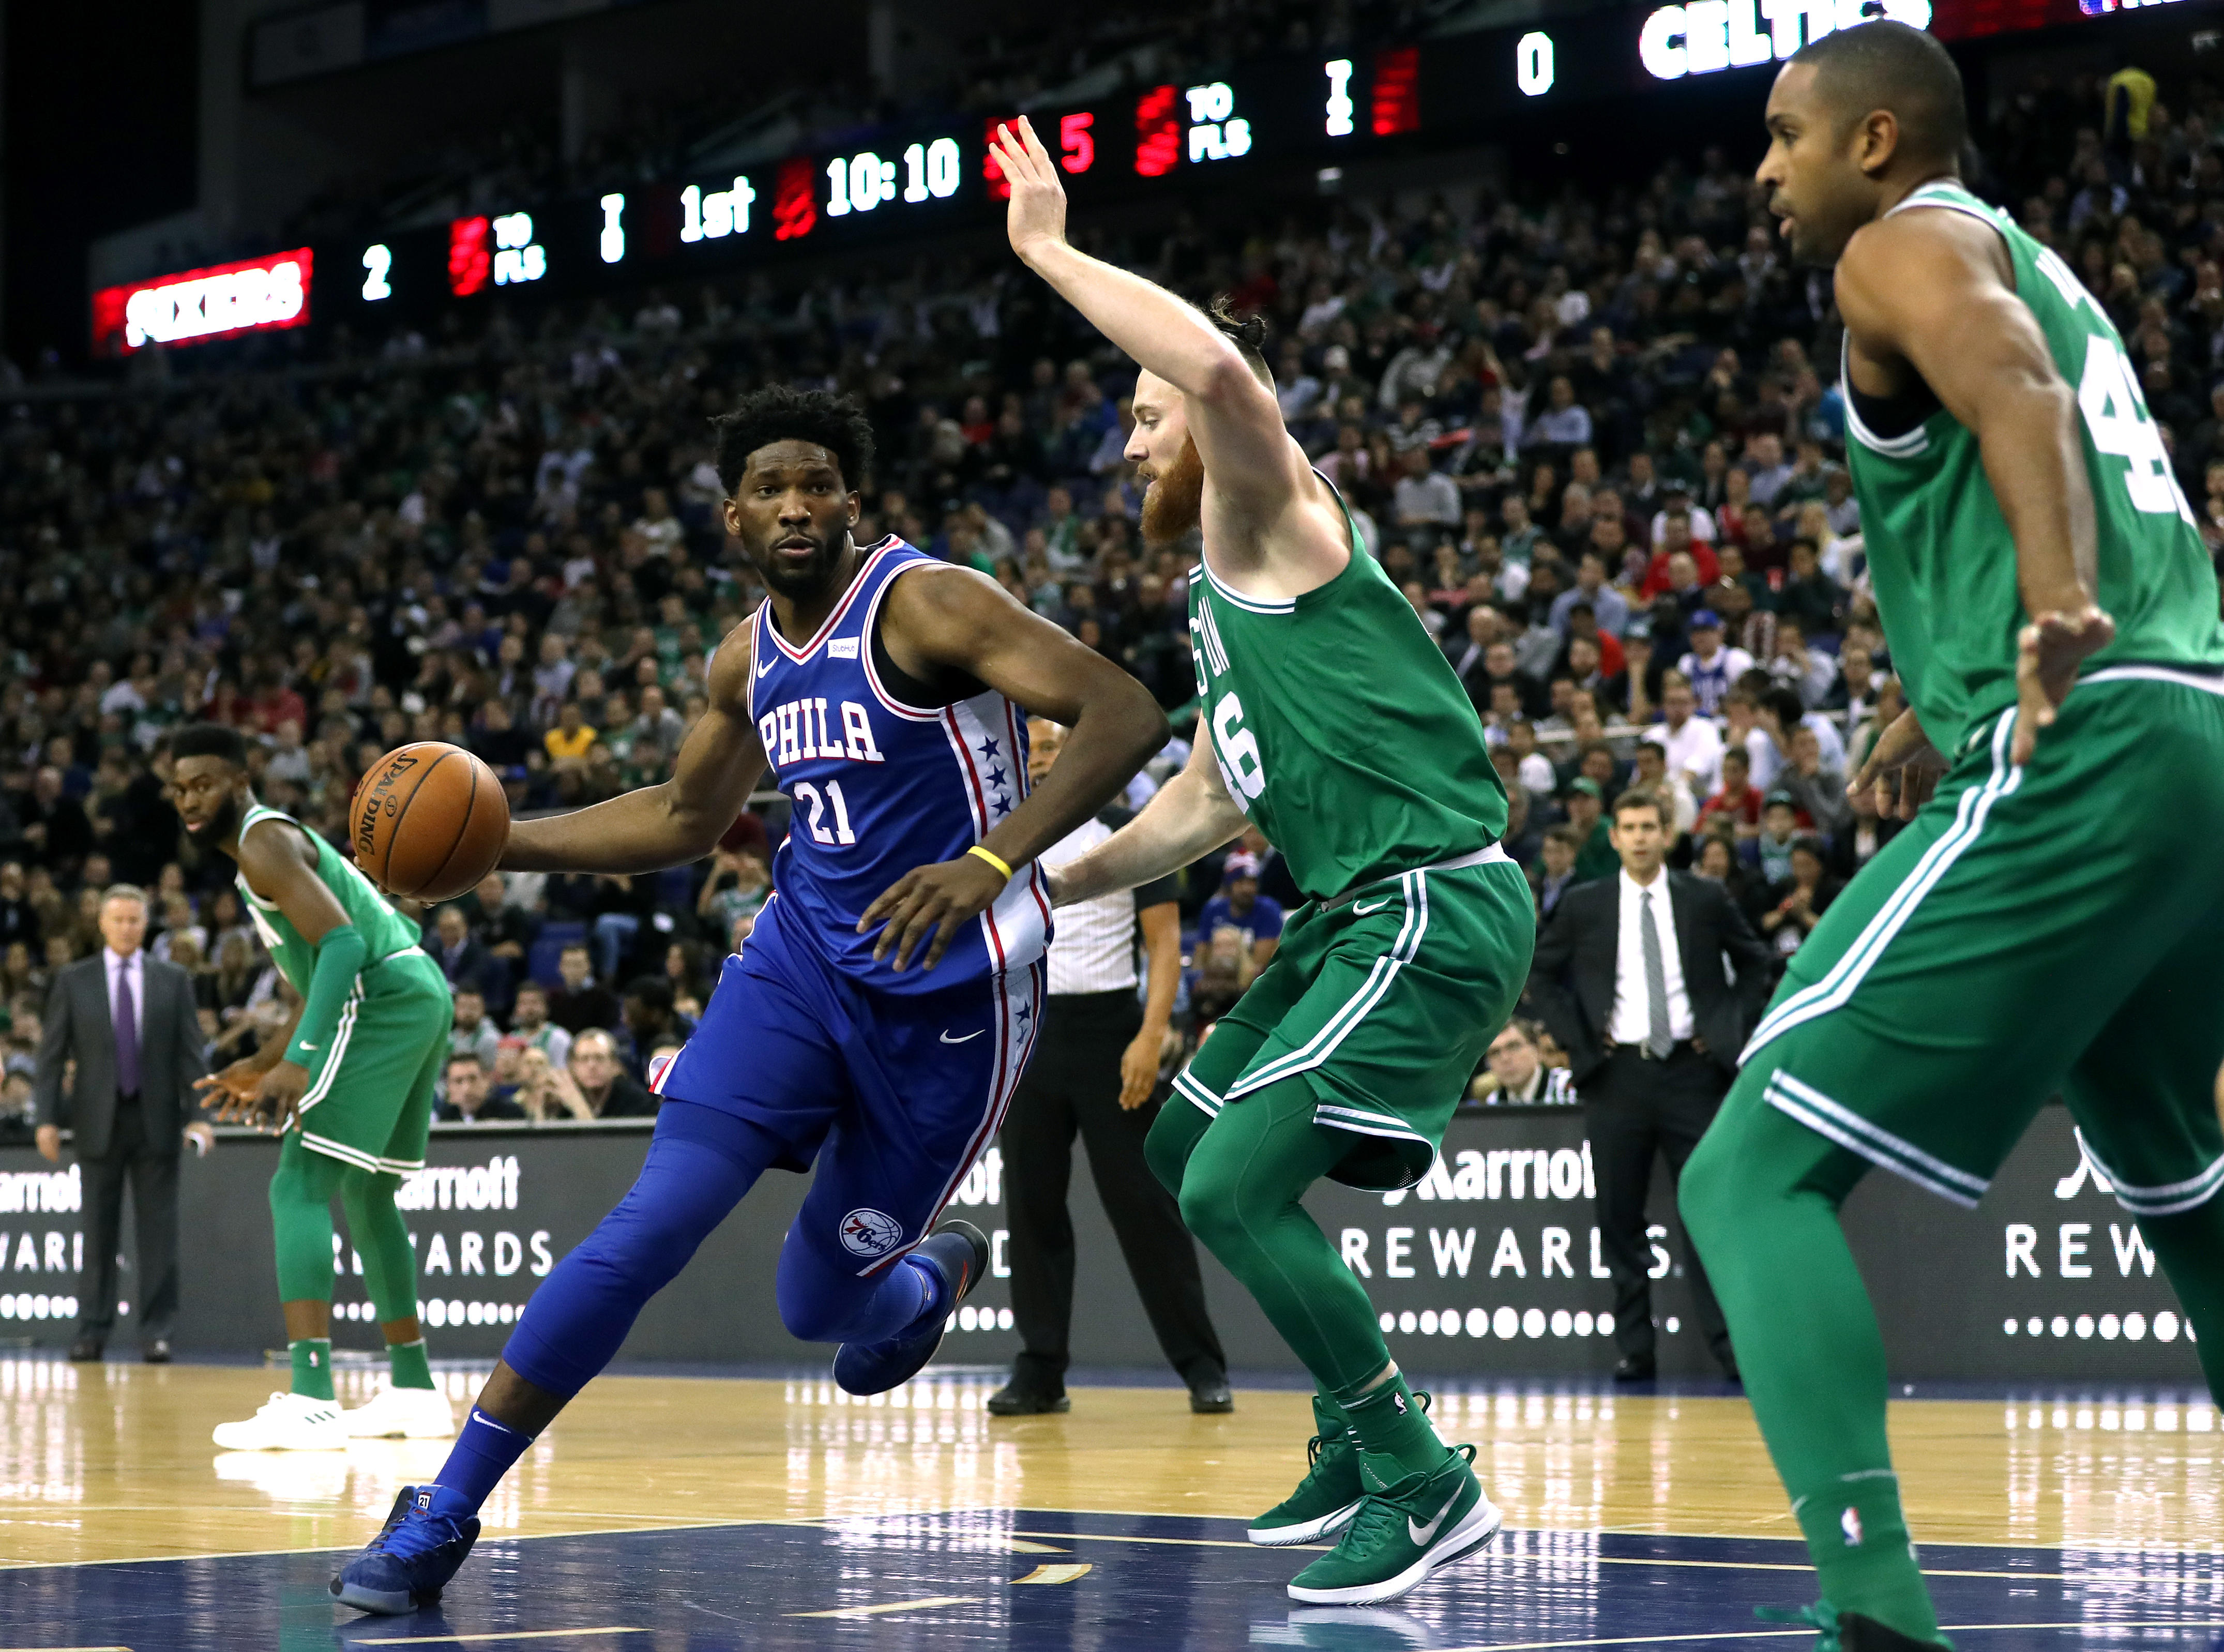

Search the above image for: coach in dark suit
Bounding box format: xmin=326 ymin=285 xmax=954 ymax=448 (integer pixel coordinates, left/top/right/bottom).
xmin=1527 ymin=788 xmax=1773 ymax=1382
xmin=32 ymin=885 xmax=210 ymax=1362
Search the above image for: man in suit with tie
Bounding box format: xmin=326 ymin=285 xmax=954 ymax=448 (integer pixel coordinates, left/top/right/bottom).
xmin=33 ymin=885 xmax=212 ymax=1362
xmin=1526 ymin=789 xmax=1772 ymax=1381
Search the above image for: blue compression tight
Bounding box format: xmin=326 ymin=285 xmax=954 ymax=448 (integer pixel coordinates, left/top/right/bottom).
xmin=501 ymin=1099 xmax=938 ymax=1397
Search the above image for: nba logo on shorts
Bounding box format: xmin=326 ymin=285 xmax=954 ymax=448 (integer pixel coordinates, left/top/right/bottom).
xmin=839 ymin=1207 xmax=904 ymax=1259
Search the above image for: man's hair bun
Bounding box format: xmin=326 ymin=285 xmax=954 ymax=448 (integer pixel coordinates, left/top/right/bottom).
xmin=1207 ymin=295 xmax=1270 ymax=356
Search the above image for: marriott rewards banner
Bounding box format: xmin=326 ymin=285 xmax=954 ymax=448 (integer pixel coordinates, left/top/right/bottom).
xmin=0 ymin=1105 xmax=2201 ymax=1380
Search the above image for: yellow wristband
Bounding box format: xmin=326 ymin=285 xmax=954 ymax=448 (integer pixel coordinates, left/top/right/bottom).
xmin=966 ymin=844 xmax=1016 ymax=881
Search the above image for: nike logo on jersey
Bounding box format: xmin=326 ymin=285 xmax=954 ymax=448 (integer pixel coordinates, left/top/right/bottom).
xmin=941 ymin=1030 xmax=985 ymax=1044
xmin=1352 ymin=898 xmax=1393 ymax=915
xmin=755 ymin=656 xmax=773 ymax=678
xmin=1409 ymin=1487 xmax=1461 ymax=1547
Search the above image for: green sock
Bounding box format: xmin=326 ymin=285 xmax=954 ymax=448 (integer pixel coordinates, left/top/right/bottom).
xmin=1334 ymin=1368 xmax=1447 ymax=1489
xmin=1795 ymin=1474 xmax=1936 ymax=1641
xmin=388 ymin=1337 xmax=434 ymax=1391
xmin=291 ymin=1337 xmax=335 ymax=1402
xmin=1311 ymin=1390 xmax=1350 ymax=1443
xmin=1680 ymin=1084 xmax=1941 ymax=1643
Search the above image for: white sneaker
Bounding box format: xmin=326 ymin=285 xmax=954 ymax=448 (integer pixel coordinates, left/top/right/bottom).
xmin=211 ymin=1390 xmax=349 ymax=1451
xmin=344 ymin=1383 xmax=457 ymax=1439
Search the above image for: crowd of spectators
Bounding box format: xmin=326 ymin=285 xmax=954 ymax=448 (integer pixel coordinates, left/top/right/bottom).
xmin=6 ymin=53 xmax=2222 ymax=1136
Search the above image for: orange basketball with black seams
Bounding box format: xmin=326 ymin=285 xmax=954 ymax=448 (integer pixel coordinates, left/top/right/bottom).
xmin=354 ymin=741 xmax=510 ymax=902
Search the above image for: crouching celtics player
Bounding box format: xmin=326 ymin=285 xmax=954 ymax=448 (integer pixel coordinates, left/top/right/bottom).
xmin=172 ymin=724 xmax=456 ymax=1448
xmin=989 ymin=120 xmax=1535 ymax=1605
xmin=1678 ymin=26 xmax=2224 ymax=1652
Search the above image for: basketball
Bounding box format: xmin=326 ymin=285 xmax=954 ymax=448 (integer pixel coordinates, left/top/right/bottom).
xmin=352 ymin=741 xmax=509 ymax=902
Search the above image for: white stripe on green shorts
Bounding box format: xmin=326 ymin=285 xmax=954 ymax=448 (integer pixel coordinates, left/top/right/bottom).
xmin=296 ymin=983 xmax=365 ymax=1115
xmin=1763 ymin=1070 xmax=1988 ymax=1208
xmin=2079 ymin=1131 xmax=2224 ymax=1217
xmin=1228 ymin=871 xmax=1429 ymax=1098
xmin=1742 ymin=712 xmax=2021 ymax=1064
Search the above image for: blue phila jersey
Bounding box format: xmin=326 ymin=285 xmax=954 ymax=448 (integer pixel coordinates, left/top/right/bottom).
xmin=748 ymin=539 xmax=1052 ymax=995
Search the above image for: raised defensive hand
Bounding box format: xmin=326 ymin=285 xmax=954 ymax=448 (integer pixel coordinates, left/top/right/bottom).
xmin=990 ymin=118 xmax=1067 ymax=262
xmin=2011 ymin=605 xmax=2114 ymax=766
xmin=195 ymin=1058 xmax=266 ymax=1124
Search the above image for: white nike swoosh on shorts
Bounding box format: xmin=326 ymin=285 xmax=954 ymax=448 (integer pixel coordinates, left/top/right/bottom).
xmin=1352 ymin=899 xmax=1393 ymax=915
xmin=941 ymin=1030 xmax=985 ymax=1044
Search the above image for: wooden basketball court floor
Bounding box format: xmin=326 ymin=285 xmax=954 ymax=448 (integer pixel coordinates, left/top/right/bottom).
xmin=0 ymin=1356 xmax=2218 ymax=1650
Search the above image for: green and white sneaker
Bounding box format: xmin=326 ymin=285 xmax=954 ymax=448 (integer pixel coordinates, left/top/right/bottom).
xmin=1249 ymin=1395 xmax=1367 ymax=1546
xmin=1286 ymin=1444 xmax=1502 ymax=1605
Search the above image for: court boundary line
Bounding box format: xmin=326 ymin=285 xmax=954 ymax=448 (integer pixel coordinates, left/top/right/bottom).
xmin=1431 ymin=1624 xmax=2224 ymax=1651
xmin=8 ymin=1503 xmax=2220 ymax=1573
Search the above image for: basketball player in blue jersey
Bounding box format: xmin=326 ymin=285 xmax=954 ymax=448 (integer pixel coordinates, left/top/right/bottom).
xmin=334 ymin=385 xmax=1168 ymax=1615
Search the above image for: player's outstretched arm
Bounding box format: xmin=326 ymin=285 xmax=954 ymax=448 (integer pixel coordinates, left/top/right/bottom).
xmin=1050 ymin=733 xmax=1248 ymax=908
xmin=501 ymin=618 xmax=769 ymax=875
xmin=858 ymin=567 xmax=1169 ymax=970
xmin=1836 ymin=214 xmax=2114 ymax=761
xmin=989 ymin=118 xmax=1306 ymax=528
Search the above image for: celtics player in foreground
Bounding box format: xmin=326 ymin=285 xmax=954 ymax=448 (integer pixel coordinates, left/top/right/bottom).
xmin=988 ymin=120 xmax=1534 ymax=1605
xmin=172 ymin=725 xmax=456 ymax=1448
xmin=1677 ymin=25 xmax=2224 ymax=1652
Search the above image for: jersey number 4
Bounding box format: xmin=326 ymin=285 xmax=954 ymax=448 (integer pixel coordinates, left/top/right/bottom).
xmin=2035 ymin=245 xmax=2196 ymax=525
xmin=2077 ymin=333 xmax=2195 ymax=525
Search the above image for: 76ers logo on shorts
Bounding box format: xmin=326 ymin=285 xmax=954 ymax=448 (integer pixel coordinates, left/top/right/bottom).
xmin=839 ymin=1207 xmax=904 ymax=1260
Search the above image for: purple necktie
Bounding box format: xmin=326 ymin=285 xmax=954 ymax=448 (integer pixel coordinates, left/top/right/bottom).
xmin=114 ymin=961 xmax=141 ymax=1098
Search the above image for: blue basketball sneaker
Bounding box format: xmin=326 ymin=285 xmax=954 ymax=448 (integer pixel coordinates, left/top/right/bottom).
xmin=331 ymin=1484 xmax=481 ymax=1614
xmin=831 ymin=1220 xmax=989 ymax=1396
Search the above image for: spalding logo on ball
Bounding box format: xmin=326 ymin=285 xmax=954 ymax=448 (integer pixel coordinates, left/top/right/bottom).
xmin=354 ymin=741 xmax=510 ymax=902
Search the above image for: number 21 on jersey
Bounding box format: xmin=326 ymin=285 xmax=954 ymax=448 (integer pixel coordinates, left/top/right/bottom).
xmin=793 ymin=780 xmax=856 ymax=846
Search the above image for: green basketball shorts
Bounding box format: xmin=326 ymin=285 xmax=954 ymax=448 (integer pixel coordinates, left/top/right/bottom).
xmin=1173 ymin=847 xmax=1536 ymax=1191
xmin=295 ymin=948 xmax=453 ymax=1177
xmin=1731 ymin=672 xmax=2224 ymax=1213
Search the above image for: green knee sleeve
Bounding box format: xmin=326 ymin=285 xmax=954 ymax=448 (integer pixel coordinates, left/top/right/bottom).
xmin=339 ymin=1168 xmax=421 ymax=1327
xmin=1144 ymin=1090 xmax=1213 ymax=1197
xmin=270 ymin=1135 xmax=349 ymax=1304
xmin=1173 ymin=1075 xmax=1389 ymax=1395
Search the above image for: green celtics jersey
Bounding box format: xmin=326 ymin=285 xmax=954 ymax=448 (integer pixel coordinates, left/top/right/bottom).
xmin=1847 ymin=179 xmax=2224 ymax=752
xmin=1188 ymin=482 xmax=1506 ymax=900
xmin=235 ymin=804 xmax=421 ymax=995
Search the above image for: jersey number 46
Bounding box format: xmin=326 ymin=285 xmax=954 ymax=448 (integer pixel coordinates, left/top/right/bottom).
xmin=1212 ymin=693 xmax=1267 ymax=804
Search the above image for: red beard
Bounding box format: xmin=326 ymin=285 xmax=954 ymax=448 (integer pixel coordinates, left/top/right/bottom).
xmin=1140 ymin=436 xmax=1204 ymax=547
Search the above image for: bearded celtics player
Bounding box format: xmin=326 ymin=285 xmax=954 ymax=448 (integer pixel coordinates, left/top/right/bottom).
xmin=988 ymin=121 xmax=1535 ymax=1605
xmin=1676 ymin=24 xmax=2224 ymax=1652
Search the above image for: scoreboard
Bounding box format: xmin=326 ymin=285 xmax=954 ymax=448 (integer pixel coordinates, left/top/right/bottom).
xmin=90 ymin=0 xmax=2201 ymax=351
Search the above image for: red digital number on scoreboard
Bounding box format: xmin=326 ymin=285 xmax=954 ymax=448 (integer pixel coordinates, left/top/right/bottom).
xmin=1135 ymin=85 xmax=1181 ymax=177
xmin=448 ymin=216 xmax=491 ymax=297
xmin=984 ymin=117 xmax=1016 ymax=201
xmin=773 ymin=156 xmax=818 ymax=241
xmin=1060 ymin=112 xmax=1095 ymax=174
xmin=988 ymin=111 xmax=1097 ymax=198
xmin=1372 ymin=45 xmax=1420 ymax=137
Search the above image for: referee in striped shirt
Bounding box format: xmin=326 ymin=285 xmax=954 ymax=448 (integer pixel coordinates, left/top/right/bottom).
xmin=989 ymin=719 xmax=1232 ymax=1416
